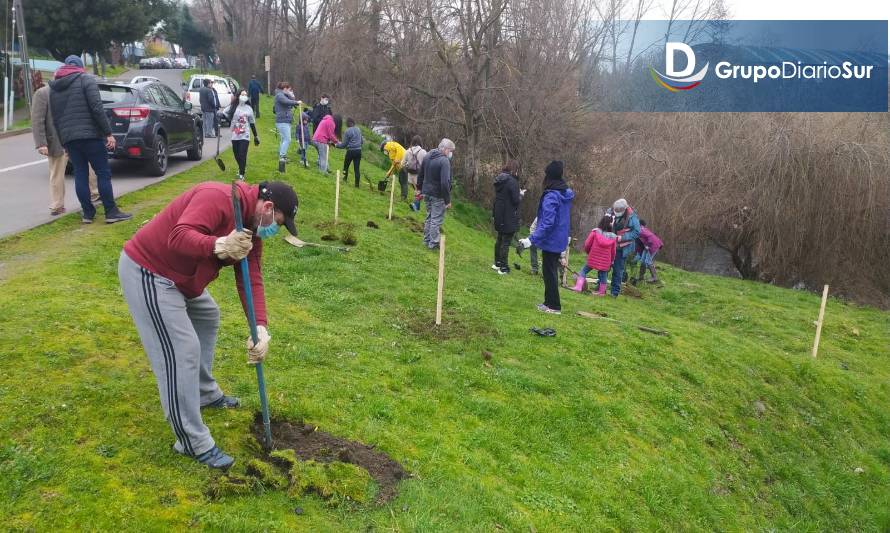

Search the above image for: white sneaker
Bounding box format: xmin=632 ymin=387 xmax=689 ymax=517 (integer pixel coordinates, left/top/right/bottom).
xmin=491 ymin=264 xmax=500 ymax=271
xmin=237 ymin=174 xmax=244 ymax=181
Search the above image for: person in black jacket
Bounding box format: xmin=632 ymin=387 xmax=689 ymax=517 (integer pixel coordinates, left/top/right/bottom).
xmin=491 ymin=159 xmax=525 ymax=274
xmin=310 ymin=94 xmax=332 ymax=131
xmin=48 ymin=55 xmax=131 ymax=224
xmin=198 ymin=80 xmax=218 ymax=138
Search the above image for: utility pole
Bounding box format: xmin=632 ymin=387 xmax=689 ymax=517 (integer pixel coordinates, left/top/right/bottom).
xmin=14 ymin=0 xmax=31 ymax=107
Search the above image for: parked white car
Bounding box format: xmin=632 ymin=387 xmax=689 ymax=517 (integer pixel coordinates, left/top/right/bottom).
xmin=182 ymin=74 xmax=237 ymax=113
xmin=130 ymin=75 xmax=161 ymax=85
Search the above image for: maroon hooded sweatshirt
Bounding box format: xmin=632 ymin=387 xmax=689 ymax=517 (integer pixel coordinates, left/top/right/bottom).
xmin=123 ymin=181 xmax=268 ymax=325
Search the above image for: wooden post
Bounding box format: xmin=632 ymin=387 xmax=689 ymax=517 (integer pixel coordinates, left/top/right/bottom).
xmin=334 ymin=170 xmax=341 ymax=223
xmin=811 ymin=284 xmax=829 ymax=358
xmin=388 ymin=174 xmax=396 ymax=220
xmin=435 ymin=235 xmax=446 ymax=326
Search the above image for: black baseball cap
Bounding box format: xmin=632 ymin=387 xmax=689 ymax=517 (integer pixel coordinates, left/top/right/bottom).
xmin=258 ymin=181 xmax=299 ymax=236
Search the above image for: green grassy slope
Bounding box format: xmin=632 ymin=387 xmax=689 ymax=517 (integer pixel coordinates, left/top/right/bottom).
xmin=1 ymin=98 xmax=889 ymax=531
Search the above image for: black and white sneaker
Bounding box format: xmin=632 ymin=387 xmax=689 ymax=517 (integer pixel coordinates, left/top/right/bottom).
xmin=82 ymin=216 xmax=94 ymax=224
xmin=105 ymin=209 xmax=133 ymax=224
xmin=202 ymin=395 xmax=241 ymax=409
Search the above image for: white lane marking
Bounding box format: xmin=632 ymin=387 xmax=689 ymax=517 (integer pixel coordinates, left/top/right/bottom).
xmin=0 ymin=159 xmax=47 ymax=173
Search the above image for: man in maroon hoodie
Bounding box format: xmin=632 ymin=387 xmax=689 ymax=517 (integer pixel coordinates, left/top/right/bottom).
xmin=118 ymin=180 xmax=298 ymax=469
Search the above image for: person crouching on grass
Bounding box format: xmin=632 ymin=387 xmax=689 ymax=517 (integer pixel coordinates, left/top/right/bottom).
xmin=518 ymin=161 xmax=574 ymax=314
xmin=118 ymin=180 xmax=298 ymax=470
xmin=573 ymin=215 xmax=618 ymax=295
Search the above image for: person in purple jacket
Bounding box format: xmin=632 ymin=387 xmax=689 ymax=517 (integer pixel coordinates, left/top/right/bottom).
xmin=633 ymin=219 xmax=663 ymax=284
xmin=518 ymin=161 xmax=574 ymax=314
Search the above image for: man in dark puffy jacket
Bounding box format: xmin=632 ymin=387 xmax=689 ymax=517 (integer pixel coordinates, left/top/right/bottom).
xmin=310 ymin=95 xmax=331 ymax=131
xmin=491 ymin=160 xmax=525 ymax=274
xmin=417 ymin=138 xmax=455 ymax=250
xmin=49 ymin=55 xmax=131 ymax=224
xmin=198 ymin=79 xmax=218 ymax=138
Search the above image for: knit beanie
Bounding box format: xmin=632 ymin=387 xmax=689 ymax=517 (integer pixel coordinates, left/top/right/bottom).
xmin=64 ymin=55 xmax=84 ymax=68
xmin=544 ymin=160 xmax=564 ymax=181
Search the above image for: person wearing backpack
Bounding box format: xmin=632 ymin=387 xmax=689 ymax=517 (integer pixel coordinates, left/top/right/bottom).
xmin=606 ymin=198 xmax=641 ymax=297
xmin=401 ymin=136 xmax=427 ymax=211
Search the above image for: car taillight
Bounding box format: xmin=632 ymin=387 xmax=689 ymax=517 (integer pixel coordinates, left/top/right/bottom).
xmin=113 ymin=107 xmax=150 ymax=121
xmin=127 ymin=147 xmax=142 ymax=156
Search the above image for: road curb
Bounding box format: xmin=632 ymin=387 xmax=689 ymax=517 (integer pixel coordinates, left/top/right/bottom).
xmin=0 ymin=128 xmax=32 ymax=140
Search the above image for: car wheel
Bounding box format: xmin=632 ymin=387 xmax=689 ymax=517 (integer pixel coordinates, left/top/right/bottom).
xmin=186 ymin=127 xmax=203 ymax=161
xmin=147 ymin=135 xmax=168 ymax=176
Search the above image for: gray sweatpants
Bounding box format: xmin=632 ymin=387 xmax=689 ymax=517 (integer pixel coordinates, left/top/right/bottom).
xmin=424 ymin=196 xmax=446 ymax=249
xmin=118 ymin=251 xmax=224 ymax=457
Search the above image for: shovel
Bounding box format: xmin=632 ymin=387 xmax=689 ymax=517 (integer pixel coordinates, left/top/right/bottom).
xmin=215 ymin=129 xmax=226 ymax=171
xmin=283 ymin=234 xmax=350 ymax=252
xmin=231 ymin=182 xmax=272 ymax=449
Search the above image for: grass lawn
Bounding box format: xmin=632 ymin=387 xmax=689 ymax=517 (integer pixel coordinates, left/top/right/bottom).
xmin=1 ymin=96 xmax=889 ymax=531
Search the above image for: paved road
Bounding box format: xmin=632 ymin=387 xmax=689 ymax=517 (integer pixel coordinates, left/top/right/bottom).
xmin=0 ymin=69 xmax=231 ymax=239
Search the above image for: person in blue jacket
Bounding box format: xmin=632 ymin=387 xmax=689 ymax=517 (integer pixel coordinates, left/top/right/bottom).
xmin=519 ymin=161 xmax=574 ymax=314
xmin=247 ymin=75 xmax=263 ymax=118
xmin=606 ymin=198 xmax=641 ymax=297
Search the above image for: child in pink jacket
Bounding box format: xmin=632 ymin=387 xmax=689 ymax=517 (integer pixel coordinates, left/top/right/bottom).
xmin=573 ymin=215 xmax=618 ymax=295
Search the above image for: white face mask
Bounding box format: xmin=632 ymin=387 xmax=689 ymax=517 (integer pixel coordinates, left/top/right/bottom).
xmin=239 ymin=95 xmax=248 ymax=104
xmin=447 ymin=151 xmax=453 ymax=160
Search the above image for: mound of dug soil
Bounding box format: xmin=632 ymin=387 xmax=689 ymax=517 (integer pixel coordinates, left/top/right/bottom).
xmin=253 ymin=414 xmax=409 ymax=503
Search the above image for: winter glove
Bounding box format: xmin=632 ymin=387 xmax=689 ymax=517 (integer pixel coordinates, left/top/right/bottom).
xmin=214 ymin=229 xmax=253 ymax=261
xmin=254 ymin=137 xmax=260 ymax=146
xmin=247 ymin=325 xmax=271 ymax=364
xmin=518 ymin=238 xmax=532 ymax=249
xmin=520 ymin=188 xmax=527 ymax=198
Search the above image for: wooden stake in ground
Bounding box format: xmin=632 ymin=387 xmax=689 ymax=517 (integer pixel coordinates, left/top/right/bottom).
xmin=334 ymin=170 xmax=341 ymax=223
xmin=388 ymin=173 xmax=396 ymax=220
xmin=812 ymin=284 xmax=829 ymax=358
xmin=435 ymin=235 xmax=446 ymax=326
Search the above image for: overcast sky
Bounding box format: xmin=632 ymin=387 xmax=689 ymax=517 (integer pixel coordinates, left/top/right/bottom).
xmin=726 ymin=0 xmax=890 ymax=20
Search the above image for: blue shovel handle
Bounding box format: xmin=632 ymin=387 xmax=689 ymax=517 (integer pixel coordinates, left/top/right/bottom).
xmin=232 ymin=182 xmax=273 ymax=449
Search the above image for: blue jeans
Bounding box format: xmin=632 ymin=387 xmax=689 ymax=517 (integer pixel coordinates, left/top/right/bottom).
xmin=578 ymin=265 xmax=609 ymax=287
xmin=316 ymin=142 xmax=329 ymax=172
xmin=65 ymin=139 xmax=116 ymax=218
xmin=611 ymin=251 xmax=628 ymax=296
xmin=276 ymin=123 xmax=291 ymax=158
xmin=202 ymin=112 xmax=216 ymax=137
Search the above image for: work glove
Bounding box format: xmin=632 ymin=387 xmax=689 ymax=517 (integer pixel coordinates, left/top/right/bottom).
xmin=214 ymin=229 xmax=253 ymax=261
xmin=518 ymin=237 xmax=532 ymax=249
xmin=520 ymin=188 xmax=527 ymax=198
xmin=254 ymin=137 xmax=260 ymax=146
xmin=247 ymin=325 xmax=271 ymax=364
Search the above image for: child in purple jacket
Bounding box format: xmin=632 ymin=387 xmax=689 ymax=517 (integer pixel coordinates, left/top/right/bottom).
xmin=634 ymin=219 xmax=663 ymax=284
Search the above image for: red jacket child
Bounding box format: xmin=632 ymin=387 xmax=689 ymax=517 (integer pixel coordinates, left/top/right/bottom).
xmin=583 ymin=228 xmax=618 ymax=271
